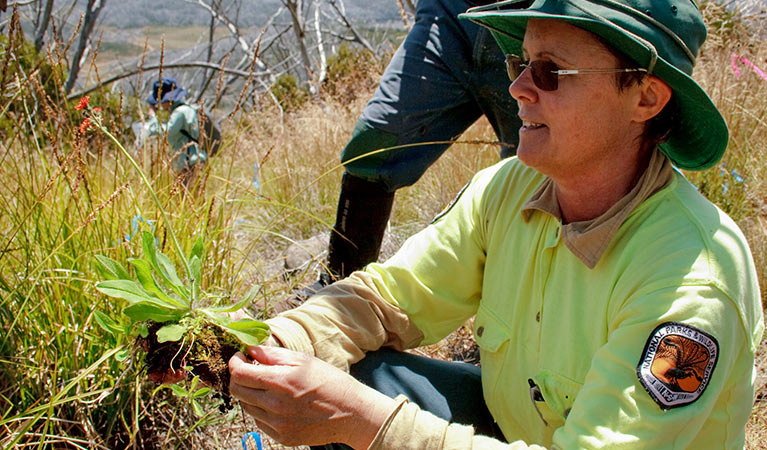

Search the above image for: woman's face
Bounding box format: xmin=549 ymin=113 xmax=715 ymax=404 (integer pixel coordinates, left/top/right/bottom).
xmin=509 ymin=19 xmax=645 ymax=183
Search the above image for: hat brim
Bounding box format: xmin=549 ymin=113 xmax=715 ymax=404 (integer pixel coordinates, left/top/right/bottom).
xmin=161 ymin=88 xmax=187 ymax=104
xmin=460 ymin=9 xmax=729 ymax=170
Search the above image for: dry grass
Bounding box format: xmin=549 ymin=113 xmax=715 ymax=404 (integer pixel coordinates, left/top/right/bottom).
xmin=2 ymin=2 xmax=764 ymax=447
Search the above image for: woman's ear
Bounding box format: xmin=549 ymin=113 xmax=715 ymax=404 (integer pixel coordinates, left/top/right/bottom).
xmin=633 ymin=75 xmax=673 ymax=123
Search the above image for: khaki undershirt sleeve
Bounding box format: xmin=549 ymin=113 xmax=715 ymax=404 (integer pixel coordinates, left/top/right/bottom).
xmin=369 ymin=396 xmax=548 ymax=450
xmin=265 ymin=274 xmax=550 ymax=450
xmin=265 ymin=271 xmax=425 ymax=371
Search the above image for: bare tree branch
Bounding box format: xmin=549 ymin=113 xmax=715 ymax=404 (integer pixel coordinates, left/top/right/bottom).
xmin=326 ymin=0 xmax=374 ymax=53
xmin=196 ymin=3 xmax=217 ymax=102
xmin=67 ymin=61 xmax=266 ymax=100
xmin=281 ymin=0 xmax=317 ymax=92
xmin=64 ymin=0 xmax=106 ymax=94
xmin=186 ymin=0 xmax=269 ymax=73
xmin=313 ymin=0 xmax=327 ymax=85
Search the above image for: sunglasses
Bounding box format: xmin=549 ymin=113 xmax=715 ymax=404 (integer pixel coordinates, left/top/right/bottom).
xmin=505 ymin=55 xmax=647 ymax=91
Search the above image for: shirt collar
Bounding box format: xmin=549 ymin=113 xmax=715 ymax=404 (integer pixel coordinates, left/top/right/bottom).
xmin=521 ymin=150 xmax=674 ymax=269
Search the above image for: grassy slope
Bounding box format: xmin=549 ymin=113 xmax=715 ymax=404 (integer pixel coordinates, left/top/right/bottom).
xmin=0 ymin=2 xmax=764 ymax=448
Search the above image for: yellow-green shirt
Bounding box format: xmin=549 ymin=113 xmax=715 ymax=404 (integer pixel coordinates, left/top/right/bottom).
xmin=268 ymin=152 xmax=763 ymax=449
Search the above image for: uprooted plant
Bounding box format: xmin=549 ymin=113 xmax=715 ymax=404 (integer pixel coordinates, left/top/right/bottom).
xmin=94 ymin=231 xmax=269 ymax=411
xmin=78 ymin=95 xmax=269 ymax=412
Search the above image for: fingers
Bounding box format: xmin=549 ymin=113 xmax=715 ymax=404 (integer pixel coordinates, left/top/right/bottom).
xmin=229 ymin=350 xmax=294 ymax=390
xmin=230 ymin=379 xmax=276 ymax=413
xmin=244 ymin=336 xmax=279 ymax=358
xmin=247 ymin=344 xmax=302 ymax=366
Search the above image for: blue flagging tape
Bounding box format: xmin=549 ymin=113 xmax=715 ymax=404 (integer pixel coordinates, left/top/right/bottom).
xmin=241 ymin=431 xmax=263 ymax=450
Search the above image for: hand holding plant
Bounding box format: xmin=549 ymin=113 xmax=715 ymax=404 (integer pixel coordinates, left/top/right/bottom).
xmin=94 ymin=230 xmax=269 ymax=410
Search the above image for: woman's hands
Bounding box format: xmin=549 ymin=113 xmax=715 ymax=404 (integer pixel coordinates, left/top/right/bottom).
xmin=229 ymin=346 xmax=397 ymax=449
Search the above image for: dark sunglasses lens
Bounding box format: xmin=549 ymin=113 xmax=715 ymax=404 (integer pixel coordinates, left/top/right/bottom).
xmin=505 ymin=56 xmax=559 ymax=91
xmin=530 ymin=60 xmax=558 ymax=91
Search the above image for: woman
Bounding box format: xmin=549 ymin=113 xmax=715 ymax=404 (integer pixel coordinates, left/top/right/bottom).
xmin=229 ymin=1 xmax=764 ymax=448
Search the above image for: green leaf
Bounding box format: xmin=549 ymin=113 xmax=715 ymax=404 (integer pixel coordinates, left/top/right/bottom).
xmin=190 ymin=255 xmax=201 ymax=292
xmin=97 ymin=279 xmax=187 ymax=312
xmin=142 ymin=232 xmax=190 ymax=299
xmin=192 ymin=398 xmax=204 ymax=417
xmin=156 ymin=323 xmax=187 ymax=343
xmin=129 ymin=258 xmax=187 ymax=308
xmin=222 ymin=319 xmax=270 ymax=347
xmin=95 ymin=279 xmax=155 ymax=304
xmin=189 ymin=375 xmax=199 ymax=392
xmin=93 ymin=311 xmax=121 ymax=336
xmin=190 ymin=235 xmax=204 ymax=261
xmin=123 ymin=303 xmax=185 ymax=323
xmin=156 ymin=251 xmax=190 ymax=297
xmin=116 ymin=349 xmax=131 ymax=361
xmin=203 ymin=284 xmax=260 ymax=314
xmin=94 ymin=255 xmax=131 ymax=281
xmin=192 ymin=387 xmax=211 ymax=398
xmin=170 ymin=383 xmax=187 ymax=397
xmin=138 ymin=322 xmax=149 ymax=338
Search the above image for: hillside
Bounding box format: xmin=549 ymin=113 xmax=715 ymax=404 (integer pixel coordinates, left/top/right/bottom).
xmin=97 ymin=0 xmax=399 ymax=28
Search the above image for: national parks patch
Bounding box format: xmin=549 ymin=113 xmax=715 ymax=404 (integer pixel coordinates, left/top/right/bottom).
xmin=636 ymin=322 xmax=718 ymax=410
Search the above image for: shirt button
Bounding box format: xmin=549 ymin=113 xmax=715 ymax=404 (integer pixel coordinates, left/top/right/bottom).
xmin=476 ymin=326 xmax=485 ymax=337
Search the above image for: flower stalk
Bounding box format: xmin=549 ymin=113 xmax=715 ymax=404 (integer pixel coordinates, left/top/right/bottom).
xmin=77 ymin=96 xmax=197 ymax=306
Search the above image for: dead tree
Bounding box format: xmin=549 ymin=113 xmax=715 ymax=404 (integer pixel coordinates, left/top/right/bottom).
xmin=281 ymin=0 xmax=317 ymax=93
xmin=64 ymin=0 xmax=106 ymax=94
xmin=324 ymin=0 xmax=374 ymax=54
xmin=34 ymin=0 xmax=54 ymax=52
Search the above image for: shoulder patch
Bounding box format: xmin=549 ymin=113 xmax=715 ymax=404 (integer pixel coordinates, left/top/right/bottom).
xmin=431 ymin=182 xmax=470 ymax=224
xmin=636 ymin=322 xmax=719 ymax=410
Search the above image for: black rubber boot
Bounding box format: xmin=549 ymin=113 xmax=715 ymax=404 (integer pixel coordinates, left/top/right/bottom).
xmin=274 ymin=173 xmax=394 ymax=314
xmin=326 ymin=172 xmax=395 ymax=280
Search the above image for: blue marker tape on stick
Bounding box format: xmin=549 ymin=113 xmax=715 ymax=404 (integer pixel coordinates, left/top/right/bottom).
xmin=241 ymin=431 xmax=263 ymax=450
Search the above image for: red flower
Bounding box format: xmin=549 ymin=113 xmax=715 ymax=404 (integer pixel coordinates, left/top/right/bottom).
xmin=75 ymin=96 xmax=90 ymax=111
xmin=79 ymin=117 xmax=92 ymax=134
xmin=93 ymin=107 xmax=102 ymax=113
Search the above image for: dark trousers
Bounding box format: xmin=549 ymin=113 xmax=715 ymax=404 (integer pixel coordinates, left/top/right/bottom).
xmin=312 ymin=348 xmax=504 ymax=449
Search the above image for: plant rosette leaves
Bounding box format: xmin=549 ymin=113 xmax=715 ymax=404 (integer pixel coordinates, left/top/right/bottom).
xmin=94 ymin=230 xmax=270 ymax=362
xmin=156 ymin=323 xmax=189 ymax=343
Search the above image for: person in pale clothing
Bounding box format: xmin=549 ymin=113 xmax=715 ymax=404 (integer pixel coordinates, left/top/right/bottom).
xmin=145 ymin=77 xmax=207 ymax=185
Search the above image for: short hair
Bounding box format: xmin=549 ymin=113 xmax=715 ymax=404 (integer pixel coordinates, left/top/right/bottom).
xmin=597 ymin=36 xmax=681 ymax=152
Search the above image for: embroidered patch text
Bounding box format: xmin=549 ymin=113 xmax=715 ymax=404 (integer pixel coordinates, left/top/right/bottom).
xmin=637 ymin=322 xmax=718 ymax=409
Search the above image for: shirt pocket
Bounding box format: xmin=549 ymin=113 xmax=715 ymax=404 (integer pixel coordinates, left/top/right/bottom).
xmin=529 ymin=370 xmax=583 ymax=429
xmin=474 ymin=306 xmax=512 ymax=397
xmin=474 ymin=305 xmax=511 ymax=351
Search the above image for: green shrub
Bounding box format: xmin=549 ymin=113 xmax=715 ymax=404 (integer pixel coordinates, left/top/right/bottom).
xmin=270 ymin=73 xmax=309 ymax=112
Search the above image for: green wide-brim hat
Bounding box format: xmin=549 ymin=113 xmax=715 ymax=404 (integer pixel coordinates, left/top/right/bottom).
xmin=460 ymin=0 xmax=728 ymax=171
